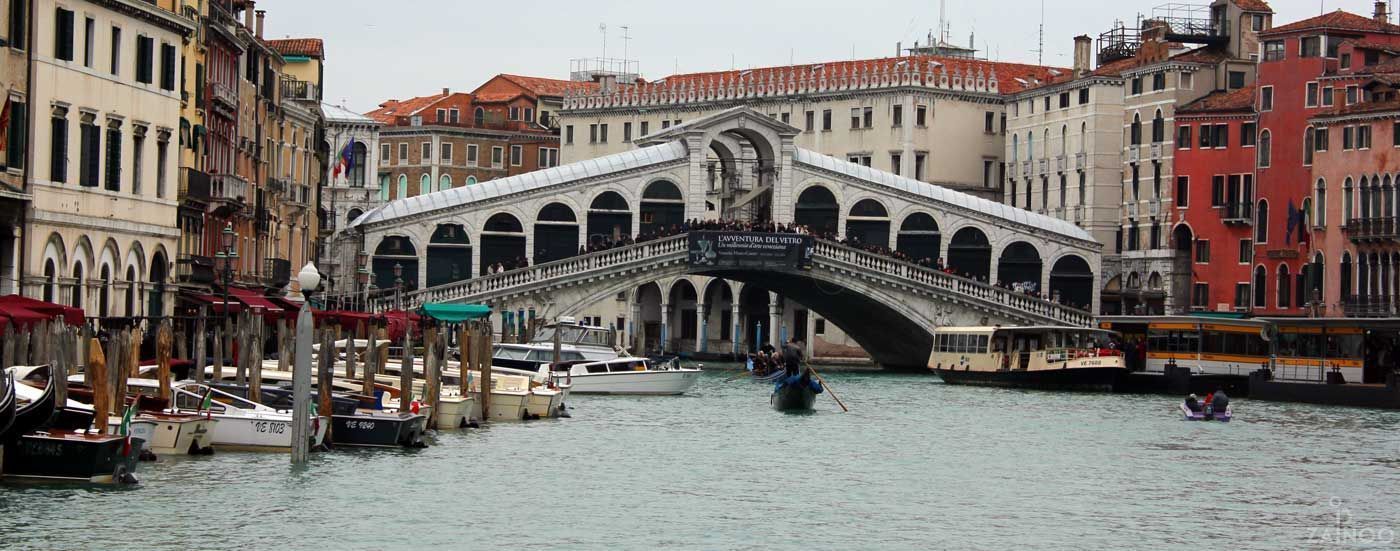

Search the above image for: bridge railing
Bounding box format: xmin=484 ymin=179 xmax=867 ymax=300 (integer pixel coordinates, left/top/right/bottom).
xmin=387 ymin=235 xmax=690 ymax=310
xmin=812 ymin=241 xmax=1094 ymax=326
xmin=386 ymin=232 xmax=1092 ymax=326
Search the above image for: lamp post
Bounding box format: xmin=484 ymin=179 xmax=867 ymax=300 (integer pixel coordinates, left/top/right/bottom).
xmin=216 ymin=222 xmax=239 ymax=384
xmin=290 ymin=262 xmax=320 ymax=464
xmin=393 ymin=262 xmax=404 ymax=312
xmin=355 ymin=250 xmax=370 ymax=312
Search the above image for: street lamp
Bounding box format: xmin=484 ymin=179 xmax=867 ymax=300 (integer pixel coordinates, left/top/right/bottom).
xmin=216 ymin=221 xmax=239 ymax=383
xmin=393 ymin=262 xmax=404 ymax=311
xmin=355 ymin=250 xmax=370 ymax=312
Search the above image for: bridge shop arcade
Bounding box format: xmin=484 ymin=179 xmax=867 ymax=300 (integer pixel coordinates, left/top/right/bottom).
xmin=348 ymin=108 xmax=1103 ymax=368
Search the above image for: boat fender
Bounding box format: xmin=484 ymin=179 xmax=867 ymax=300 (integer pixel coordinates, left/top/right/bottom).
xmin=114 ymin=464 xmax=139 ymax=485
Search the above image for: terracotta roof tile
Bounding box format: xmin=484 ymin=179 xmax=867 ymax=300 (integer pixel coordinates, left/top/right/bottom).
xmin=498 ymin=74 xmax=598 ymax=98
xmin=1232 ymin=0 xmax=1274 ymax=13
xmin=1313 ymin=97 xmax=1400 ymax=118
xmin=1262 ymin=10 xmax=1400 ymax=37
xmin=649 ymin=54 xmax=1066 ymax=94
xmin=365 ymin=92 xmax=454 ymax=124
xmin=1178 ymin=84 xmax=1257 ymax=114
xmin=266 ymin=38 xmax=324 ymax=58
xmin=474 ymin=92 xmax=525 ymax=103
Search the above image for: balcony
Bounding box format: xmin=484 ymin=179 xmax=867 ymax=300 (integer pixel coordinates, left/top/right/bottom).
xmin=1150 ymin=143 xmax=1162 ymax=160
xmin=1126 ymin=202 xmax=1139 ymax=219
xmin=1075 ymin=152 xmax=1087 ymax=170
xmin=1037 ymin=158 xmax=1049 ymax=175
xmin=1128 ymin=146 xmax=1141 ymax=163
xmin=211 ymin=82 xmax=237 ymax=110
xmin=1021 ymin=160 xmax=1032 ymax=177
xmin=176 ymin=254 xmax=216 ymax=286
xmin=179 ymin=167 xmax=211 ymax=203
xmin=1148 ymin=199 xmax=1161 ymax=217
xmin=1055 ymin=155 xmax=1067 ymax=173
xmin=1220 ymin=202 xmax=1253 ymax=225
xmin=254 ymin=206 xmax=271 ymax=234
xmin=264 ymin=258 xmax=292 ymax=289
xmin=1343 ymin=295 xmax=1397 ymax=318
xmin=1073 ymin=205 xmax=1085 ymax=223
xmin=280 ymin=79 xmax=320 ymax=102
xmin=1344 ymin=217 xmax=1399 ymax=243
xmin=208 ymin=174 xmax=249 ymax=216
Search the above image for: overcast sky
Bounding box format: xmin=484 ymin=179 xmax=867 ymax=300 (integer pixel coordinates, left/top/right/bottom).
xmin=261 ymin=0 xmax=1383 ymax=113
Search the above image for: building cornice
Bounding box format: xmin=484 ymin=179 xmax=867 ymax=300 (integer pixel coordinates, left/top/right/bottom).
xmin=95 ymin=0 xmax=197 ymax=37
xmin=1009 ymin=75 xmax=1127 ymax=100
xmin=379 ymin=125 xmax=560 ymax=143
xmin=562 ymin=85 xmax=1007 ymax=117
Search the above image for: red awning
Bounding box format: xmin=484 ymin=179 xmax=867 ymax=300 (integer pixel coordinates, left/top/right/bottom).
xmin=226 ymin=287 xmax=285 ymax=317
xmin=0 ymin=303 xmax=52 ymax=329
xmin=0 ymin=294 xmax=85 ymax=325
xmin=264 ymin=296 xmax=302 ymax=320
xmin=182 ymin=292 xmax=244 ymax=314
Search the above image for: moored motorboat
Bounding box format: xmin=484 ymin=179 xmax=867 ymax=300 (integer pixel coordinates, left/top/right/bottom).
xmin=1180 ymin=402 xmax=1233 ymax=422
xmin=329 ymin=410 xmax=428 ymax=448
xmin=549 ymin=357 xmax=701 ymax=395
xmin=66 ymin=375 xmax=217 ymax=456
xmin=928 ymin=326 xmax=1127 ymax=392
xmin=162 ymin=382 xmax=329 ymax=452
xmin=2 ymin=430 xmax=143 ymax=484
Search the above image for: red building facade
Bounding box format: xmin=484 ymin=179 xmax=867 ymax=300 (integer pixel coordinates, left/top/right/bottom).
xmin=1174 ymin=85 xmax=1262 ymax=312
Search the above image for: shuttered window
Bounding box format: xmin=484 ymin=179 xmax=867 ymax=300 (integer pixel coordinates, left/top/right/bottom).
xmin=135 ymin=35 xmax=154 ymax=84
xmin=160 ymin=43 xmax=176 ymax=91
xmin=54 ymin=8 xmax=75 ymax=61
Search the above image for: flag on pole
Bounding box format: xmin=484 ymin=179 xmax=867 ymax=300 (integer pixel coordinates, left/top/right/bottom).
xmin=200 ymin=387 xmax=214 ymax=420
xmin=119 ymin=400 xmax=137 ymax=456
xmin=332 ymin=138 xmax=356 ymax=180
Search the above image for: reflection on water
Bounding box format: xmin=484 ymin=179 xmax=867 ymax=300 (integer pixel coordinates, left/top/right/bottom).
xmin=3 ymin=369 xmax=1399 ymax=550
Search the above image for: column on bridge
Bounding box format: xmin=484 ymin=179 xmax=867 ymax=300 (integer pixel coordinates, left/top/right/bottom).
xmin=730 ymin=298 xmax=742 ymax=356
xmin=631 ymin=295 xmax=643 ymax=355
xmin=768 ymin=292 xmax=781 ymax=349
xmin=695 ymin=303 xmax=707 ymax=354
xmin=659 ymin=299 xmax=671 ymax=356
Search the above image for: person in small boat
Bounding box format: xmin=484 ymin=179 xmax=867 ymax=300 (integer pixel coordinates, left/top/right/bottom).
xmin=1211 ymin=389 xmax=1230 ymax=413
xmin=782 ymin=338 xmax=804 ymax=377
xmin=1184 ymin=394 xmax=1202 ymax=413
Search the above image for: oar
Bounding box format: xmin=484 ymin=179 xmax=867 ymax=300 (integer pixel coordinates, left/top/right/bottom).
xmin=723 ymin=370 xmax=753 ymax=383
xmin=804 ymin=361 xmax=849 ymax=413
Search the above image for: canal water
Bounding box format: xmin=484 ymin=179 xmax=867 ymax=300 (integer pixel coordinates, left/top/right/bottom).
xmin=3 ymin=368 xmax=1399 ymax=550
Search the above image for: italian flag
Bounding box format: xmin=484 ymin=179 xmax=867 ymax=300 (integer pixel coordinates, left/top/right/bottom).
xmin=200 ymin=388 xmax=214 ymax=419
xmin=119 ymin=402 xmax=136 ymax=456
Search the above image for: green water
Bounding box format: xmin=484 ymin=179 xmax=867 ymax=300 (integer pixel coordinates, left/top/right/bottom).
xmin=3 ymin=369 xmax=1399 ymax=550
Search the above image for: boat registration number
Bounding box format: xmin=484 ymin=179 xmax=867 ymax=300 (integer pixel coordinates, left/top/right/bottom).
xmin=253 ymin=421 xmax=288 ymax=434
xmin=344 ymin=420 xmax=375 ymax=430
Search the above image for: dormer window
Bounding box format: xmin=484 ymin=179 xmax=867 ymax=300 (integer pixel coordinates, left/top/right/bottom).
xmin=1365 ymin=50 xmax=1380 ymax=66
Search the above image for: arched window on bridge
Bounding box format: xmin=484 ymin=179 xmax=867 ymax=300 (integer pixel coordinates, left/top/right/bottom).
xmin=794 ymin=186 xmax=838 ymax=237
xmin=535 ymin=202 xmax=579 ymax=263
xmin=947 ymin=227 xmax=992 ymax=281
xmin=1049 ymin=255 xmax=1093 ymax=310
xmin=845 ymin=199 xmax=890 ymax=249
xmin=896 ymin=212 xmax=941 ymax=263
xmin=346 ymin=208 xmax=364 ymax=227
xmin=997 ymin=241 xmax=1042 ymax=289
xmin=587 ymin=191 xmax=631 ymax=246
xmin=640 ymin=180 xmax=685 ymax=237
xmin=426 ymin=224 xmax=471 ymax=287
xmin=481 ymin=213 xmax=526 ymax=275
xmin=373 ymin=236 xmax=419 ymax=292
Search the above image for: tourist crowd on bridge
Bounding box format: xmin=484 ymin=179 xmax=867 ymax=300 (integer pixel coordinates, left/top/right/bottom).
xmin=500 ymin=218 xmax=1087 ymax=312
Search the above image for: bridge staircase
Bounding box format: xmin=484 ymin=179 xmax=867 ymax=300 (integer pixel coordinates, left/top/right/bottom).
xmin=387 ymin=234 xmax=1094 ymax=328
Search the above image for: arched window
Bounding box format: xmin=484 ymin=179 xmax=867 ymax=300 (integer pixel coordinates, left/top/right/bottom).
xmin=71 ymin=264 xmax=84 ymax=309
xmin=99 ymin=264 xmax=112 ymax=318
xmin=1151 ymin=109 xmax=1164 ymax=143
xmin=419 ymin=174 xmax=431 ymax=196
xmin=1012 ymin=135 xmax=1019 ymax=163
xmin=42 ymin=260 xmax=56 ymax=303
xmin=1255 ymin=200 xmax=1269 ymax=243
xmin=1253 ymin=265 xmax=1266 ymax=308
xmin=378 ymin=174 xmax=390 ymax=202
xmin=1314 ymin=179 xmax=1326 ymax=226
xmin=1131 ymin=113 xmax=1142 ymax=145
xmin=396 ymin=175 xmax=408 ymax=200
xmin=347 ymin=208 xmax=363 ymax=226
xmin=125 ymin=266 xmax=138 ymax=316
xmin=473 ymin=107 xmax=485 ymax=126
xmin=439 ymin=174 xmax=452 ymax=192
xmin=1258 ymin=129 xmax=1271 ymax=167
xmin=1080 ymin=122 xmax=1087 ymax=153
xmin=1344 ymin=177 xmax=1354 ymax=222
xmin=1361 ymin=176 xmax=1372 ymax=221
xmin=1060 ymin=125 xmax=1067 ymax=155
xmin=466 ymin=176 xmax=477 ymax=186
xmin=1027 ymin=132 xmax=1034 ymax=159
xmin=1042 ymin=128 xmax=1050 ymax=157
xmin=1277 ymin=264 xmax=1292 ymax=308
xmin=1371 ymin=174 xmax=1383 ymax=217
xmin=1304 ymin=127 xmax=1315 ymax=165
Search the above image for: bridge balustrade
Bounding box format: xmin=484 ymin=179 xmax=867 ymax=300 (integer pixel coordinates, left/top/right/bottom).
xmin=380 ymin=232 xmax=1092 ymax=326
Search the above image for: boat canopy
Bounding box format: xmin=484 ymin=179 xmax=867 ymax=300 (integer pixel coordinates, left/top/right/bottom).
xmin=420 ymin=303 xmax=492 ymax=323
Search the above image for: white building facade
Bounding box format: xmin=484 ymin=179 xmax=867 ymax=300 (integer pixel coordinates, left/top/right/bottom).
xmin=24 ymin=0 xmax=192 ymax=318
xmin=320 ymin=102 xmax=381 ymax=301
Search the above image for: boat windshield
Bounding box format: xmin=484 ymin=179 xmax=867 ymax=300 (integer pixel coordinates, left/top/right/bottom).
xmin=495 ymin=346 xmax=532 ymax=360
xmin=608 ymin=360 xmax=648 ymax=372
xmin=531 ymin=325 xmax=610 ymax=346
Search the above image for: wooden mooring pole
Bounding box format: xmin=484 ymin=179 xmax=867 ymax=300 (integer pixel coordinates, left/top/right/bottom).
xmin=90 ymin=338 xmax=110 ymax=435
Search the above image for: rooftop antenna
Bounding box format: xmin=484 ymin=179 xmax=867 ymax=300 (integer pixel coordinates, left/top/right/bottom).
xmin=620 ymin=25 xmax=631 ymax=63
xmin=1033 ymin=0 xmax=1046 ymax=65
xmin=939 ymin=0 xmax=946 ymax=45
xmin=599 ymin=23 xmax=607 ymax=59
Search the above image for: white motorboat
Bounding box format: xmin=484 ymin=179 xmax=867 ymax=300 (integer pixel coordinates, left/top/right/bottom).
xmin=493 ymin=317 xmax=625 ymax=365
xmin=162 ymin=382 xmax=329 ymax=452
xmin=550 ymin=357 xmax=702 ymax=395
xmin=66 ymin=375 xmax=218 ymax=456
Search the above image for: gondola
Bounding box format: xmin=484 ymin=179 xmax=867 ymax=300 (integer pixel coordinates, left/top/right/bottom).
xmin=0 ymin=372 xmax=16 ymax=439
xmin=5 ymin=365 xmax=58 ymax=439
xmin=771 ymin=371 xmax=822 ymax=412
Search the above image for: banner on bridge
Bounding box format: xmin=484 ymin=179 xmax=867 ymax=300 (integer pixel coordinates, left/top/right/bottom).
xmin=687 ymin=232 xmax=814 ymax=271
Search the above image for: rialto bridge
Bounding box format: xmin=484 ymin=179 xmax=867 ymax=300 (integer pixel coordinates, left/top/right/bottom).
xmin=348 ymin=108 xmax=1103 ymax=368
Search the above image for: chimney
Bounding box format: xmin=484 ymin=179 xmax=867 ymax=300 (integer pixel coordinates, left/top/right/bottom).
xmin=255 ymin=10 xmax=265 ymax=39
xmin=244 ymin=0 xmax=255 ymax=31
xmin=442 ymin=87 xmax=450 ymax=96
xmin=1073 ymin=35 xmax=1093 ymax=76
xmin=1376 ymin=1 xmax=1389 ymax=22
